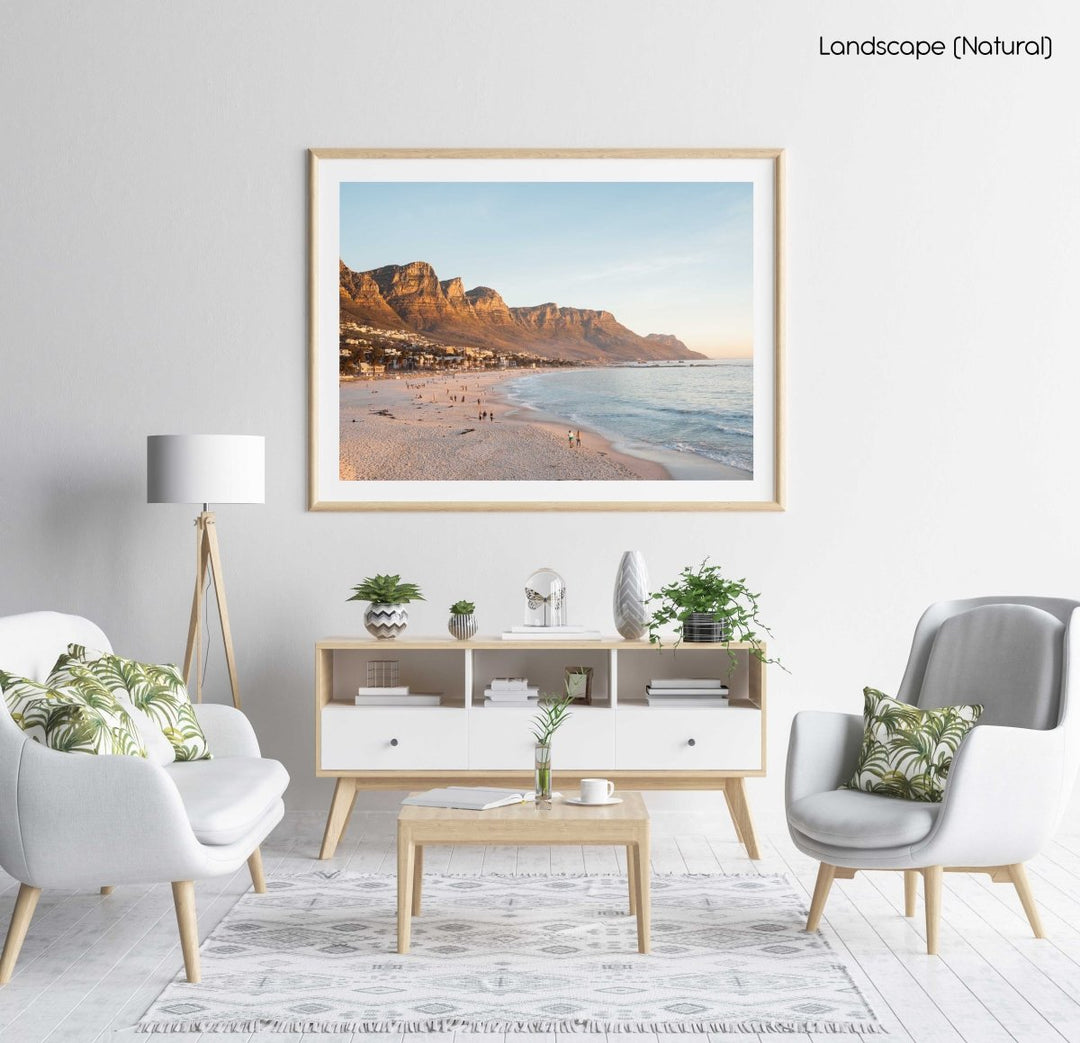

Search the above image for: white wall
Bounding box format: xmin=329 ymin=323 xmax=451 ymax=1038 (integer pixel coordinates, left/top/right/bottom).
xmin=2 ymin=1 xmax=1078 ymax=833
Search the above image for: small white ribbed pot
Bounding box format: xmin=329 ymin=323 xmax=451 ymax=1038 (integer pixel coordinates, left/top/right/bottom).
xmin=364 ymin=603 xmax=408 ymax=640
xmin=448 ymin=613 xmax=478 ymax=640
xmin=613 ymin=550 xmax=649 ymax=640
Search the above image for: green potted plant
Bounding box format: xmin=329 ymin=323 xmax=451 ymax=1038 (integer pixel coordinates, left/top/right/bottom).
xmin=646 ymin=559 xmax=780 ymax=669
xmin=448 ymin=599 xmax=477 ymax=641
xmin=347 ymin=574 xmax=425 ymax=640
xmin=530 ymin=689 xmax=573 ymax=807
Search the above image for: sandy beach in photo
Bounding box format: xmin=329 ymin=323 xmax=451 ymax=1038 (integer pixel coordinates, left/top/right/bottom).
xmin=339 ymin=371 xmax=665 ymax=482
xmin=339 ymin=370 xmax=751 ymax=482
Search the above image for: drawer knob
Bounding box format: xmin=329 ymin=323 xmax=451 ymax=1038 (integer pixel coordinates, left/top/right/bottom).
xmin=687 ymin=738 xmax=696 ymax=747
xmin=389 ymin=738 xmax=399 ymax=747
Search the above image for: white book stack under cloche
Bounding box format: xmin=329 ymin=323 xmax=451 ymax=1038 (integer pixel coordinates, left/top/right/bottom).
xmin=500 ymin=625 xmax=603 ymax=641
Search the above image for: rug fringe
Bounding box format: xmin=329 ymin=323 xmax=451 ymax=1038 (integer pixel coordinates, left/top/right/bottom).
xmin=136 ymin=1016 xmax=885 ymax=1034
xmin=272 ymin=869 xmax=790 ymax=880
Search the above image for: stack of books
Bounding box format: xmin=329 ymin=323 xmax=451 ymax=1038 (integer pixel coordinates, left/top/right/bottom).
xmin=500 ymin=625 xmax=603 ymax=641
xmin=645 ymin=678 xmax=729 ymax=707
xmin=483 ymin=677 xmax=540 ymax=706
xmin=354 ymin=685 xmax=442 ymax=706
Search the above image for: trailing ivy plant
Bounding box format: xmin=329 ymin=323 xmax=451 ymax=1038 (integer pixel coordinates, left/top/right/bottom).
xmin=646 ymin=559 xmax=783 ymax=671
xmin=347 ymin=574 xmax=425 ymax=605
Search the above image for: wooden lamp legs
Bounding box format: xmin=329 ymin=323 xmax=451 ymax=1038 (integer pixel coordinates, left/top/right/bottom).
xmin=182 ymin=510 xmax=242 ymax=710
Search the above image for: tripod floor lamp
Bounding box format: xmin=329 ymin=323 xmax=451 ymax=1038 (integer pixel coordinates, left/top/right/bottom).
xmin=147 ymin=435 xmax=265 ymax=709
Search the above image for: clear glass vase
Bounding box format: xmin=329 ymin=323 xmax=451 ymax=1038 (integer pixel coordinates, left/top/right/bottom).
xmin=534 ymin=742 xmax=552 ymax=808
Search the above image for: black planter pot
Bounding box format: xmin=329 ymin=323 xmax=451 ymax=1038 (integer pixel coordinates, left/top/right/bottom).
xmin=682 ymin=612 xmax=731 ymax=643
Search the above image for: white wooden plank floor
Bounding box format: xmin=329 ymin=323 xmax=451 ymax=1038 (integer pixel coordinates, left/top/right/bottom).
xmin=0 ymin=810 xmax=1078 ymax=1042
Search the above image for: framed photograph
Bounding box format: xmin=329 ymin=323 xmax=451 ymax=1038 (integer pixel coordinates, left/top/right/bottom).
xmin=309 ymin=149 xmax=784 ymax=511
xmin=564 ymin=666 xmax=594 ymax=706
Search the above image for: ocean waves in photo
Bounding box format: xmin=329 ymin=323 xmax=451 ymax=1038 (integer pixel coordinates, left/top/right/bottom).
xmin=503 ymin=361 xmax=754 ymax=474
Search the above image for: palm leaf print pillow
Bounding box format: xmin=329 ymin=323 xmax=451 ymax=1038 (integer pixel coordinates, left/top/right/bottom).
xmin=0 ymin=670 xmax=146 ymax=757
xmin=46 ymin=655 xmax=175 ymax=765
xmin=51 ymin=645 xmax=212 ymax=761
xmin=845 ymin=687 xmax=982 ymax=802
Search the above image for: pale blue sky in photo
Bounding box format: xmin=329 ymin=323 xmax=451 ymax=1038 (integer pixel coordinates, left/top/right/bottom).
xmin=339 ymin=181 xmax=753 ymax=357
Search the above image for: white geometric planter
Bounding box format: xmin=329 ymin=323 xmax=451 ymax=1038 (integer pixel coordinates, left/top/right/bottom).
xmin=364 ymin=603 xmax=409 ymax=640
xmin=612 ymin=550 xmax=649 ymax=641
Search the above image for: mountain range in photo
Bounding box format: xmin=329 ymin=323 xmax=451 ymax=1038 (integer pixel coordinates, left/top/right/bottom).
xmin=339 ymin=259 xmax=705 ymax=364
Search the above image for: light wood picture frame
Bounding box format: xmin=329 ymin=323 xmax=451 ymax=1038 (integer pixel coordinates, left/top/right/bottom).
xmin=309 ymin=148 xmax=784 ymax=511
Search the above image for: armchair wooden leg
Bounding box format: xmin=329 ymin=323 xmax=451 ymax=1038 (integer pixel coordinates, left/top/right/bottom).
xmin=247 ymin=848 xmax=267 ymax=894
xmin=100 ymin=886 xmax=114 ymax=896
xmin=806 ymin=863 xmax=836 ymax=932
xmin=904 ymin=870 xmax=918 ymax=917
xmin=923 ymin=865 xmax=943 ymax=955
xmin=171 ymin=881 xmax=200 ymax=983
xmin=1007 ymin=863 xmax=1046 ymax=939
xmin=0 ymin=884 xmax=41 ymax=985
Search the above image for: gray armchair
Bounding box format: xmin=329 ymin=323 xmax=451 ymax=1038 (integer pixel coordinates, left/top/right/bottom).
xmin=786 ymin=597 xmax=1080 ymax=954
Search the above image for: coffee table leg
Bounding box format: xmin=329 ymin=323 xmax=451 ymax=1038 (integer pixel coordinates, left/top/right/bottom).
xmin=412 ymin=845 xmax=424 ymax=916
xmin=634 ymin=838 xmax=651 ymax=954
xmin=397 ymin=828 xmax=415 ymax=954
xmin=627 ymin=845 xmax=638 ymax=915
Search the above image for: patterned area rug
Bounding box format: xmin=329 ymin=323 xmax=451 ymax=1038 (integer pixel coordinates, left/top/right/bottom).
xmin=137 ymin=872 xmax=882 ymax=1034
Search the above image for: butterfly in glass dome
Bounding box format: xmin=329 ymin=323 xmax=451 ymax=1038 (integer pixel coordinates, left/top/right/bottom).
xmin=525 ymin=586 xmax=565 ymax=610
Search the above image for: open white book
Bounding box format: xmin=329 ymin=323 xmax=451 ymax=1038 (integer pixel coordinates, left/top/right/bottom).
xmin=401 ymin=787 xmax=535 ymax=811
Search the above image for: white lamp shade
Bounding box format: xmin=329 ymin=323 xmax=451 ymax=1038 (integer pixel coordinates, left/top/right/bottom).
xmin=147 ymin=435 xmax=265 ymax=505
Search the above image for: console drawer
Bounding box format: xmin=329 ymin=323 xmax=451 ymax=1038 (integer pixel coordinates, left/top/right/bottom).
xmin=320 ymin=706 xmax=467 ymax=770
xmin=468 ymin=708 xmax=615 ymax=770
xmin=615 ymin=708 xmax=762 ymax=771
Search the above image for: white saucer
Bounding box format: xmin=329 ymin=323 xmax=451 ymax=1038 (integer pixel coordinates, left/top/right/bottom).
xmin=564 ymin=796 xmax=623 ymax=806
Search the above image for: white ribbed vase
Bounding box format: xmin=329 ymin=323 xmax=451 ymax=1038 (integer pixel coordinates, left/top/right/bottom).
xmin=612 ymin=550 xmax=650 ymax=641
xmin=448 ymin=613 xmax=478 ymax=640
xmin=364 ymin=603 xmax=408 ymax=640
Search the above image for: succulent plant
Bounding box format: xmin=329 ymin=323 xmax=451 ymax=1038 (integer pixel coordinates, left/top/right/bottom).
xmin=347 ymin=574 xmax=425 ymax=605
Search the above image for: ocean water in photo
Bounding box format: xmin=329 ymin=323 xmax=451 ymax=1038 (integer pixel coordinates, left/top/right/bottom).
xmin=502 ymin=360 xmax=753 ymax=474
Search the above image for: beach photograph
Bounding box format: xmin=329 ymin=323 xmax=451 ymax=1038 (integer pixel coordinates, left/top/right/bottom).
xmin=336 ymin=179 xmax=757 ymax=485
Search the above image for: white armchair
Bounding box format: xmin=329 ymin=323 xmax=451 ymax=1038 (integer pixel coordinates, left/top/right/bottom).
xmin=786 ymin=597 xmax=1080 ymax=954
xmin=0 ymin=611 xmax=289 ymax=983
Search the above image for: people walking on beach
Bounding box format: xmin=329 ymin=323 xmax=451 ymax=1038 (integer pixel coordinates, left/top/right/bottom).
xmin=568 ymin=429 xmax=574 ymax=448
xmin=575 ymin=429 xmax=582 ymax=447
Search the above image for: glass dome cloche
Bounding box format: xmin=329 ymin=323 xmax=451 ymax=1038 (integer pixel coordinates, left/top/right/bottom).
xmin=524 ymin=567 xmax=566 ymax=628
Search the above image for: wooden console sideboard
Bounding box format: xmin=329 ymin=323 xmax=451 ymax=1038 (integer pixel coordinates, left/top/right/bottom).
xmin=315 ymin=636 xmax=766 ymax=859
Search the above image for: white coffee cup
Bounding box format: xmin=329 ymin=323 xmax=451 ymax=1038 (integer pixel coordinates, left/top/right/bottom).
xmin=580 ymin=778 xmax=615 ymax=803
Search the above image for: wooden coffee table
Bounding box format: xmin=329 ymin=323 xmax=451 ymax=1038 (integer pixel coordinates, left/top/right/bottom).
xmin=396 ymin=792 xmax=650 ymax=954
